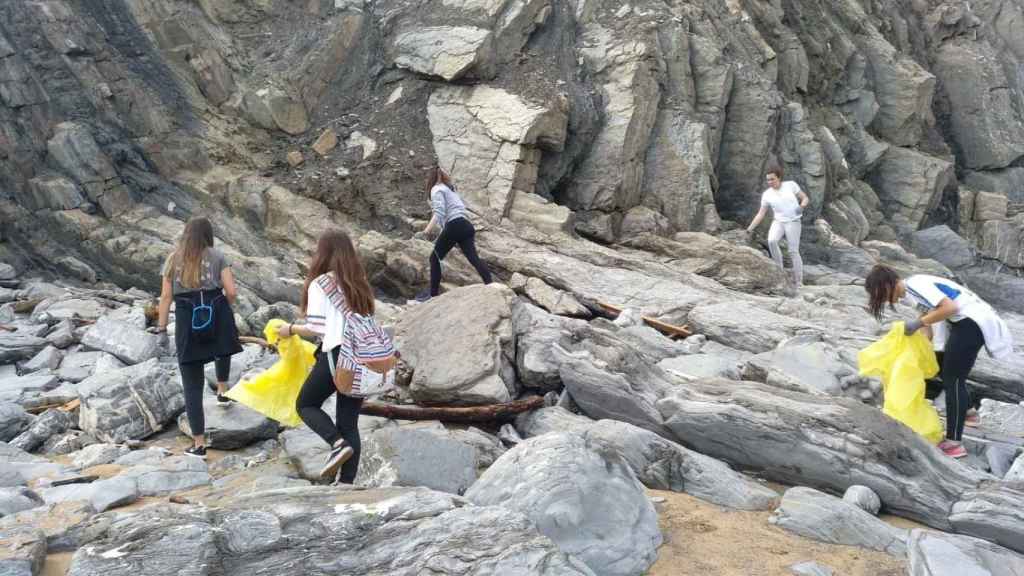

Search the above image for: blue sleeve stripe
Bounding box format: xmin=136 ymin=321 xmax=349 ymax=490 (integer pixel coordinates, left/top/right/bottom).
xmin=935 ymin=282 xmax=961 ymax=300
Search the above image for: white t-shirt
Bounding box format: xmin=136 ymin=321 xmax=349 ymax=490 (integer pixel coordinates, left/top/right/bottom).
xmin=902 ymin=274 xmax=970 ymax=322
xmin=761 ymin=181 xmax=803 ymax=222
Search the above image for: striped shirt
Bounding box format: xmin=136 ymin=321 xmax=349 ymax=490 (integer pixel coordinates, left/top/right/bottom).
xmin=304 ymin=274 xmax=395 ymax=397
xmin=431 ymin=184 xmax=468 ymax=225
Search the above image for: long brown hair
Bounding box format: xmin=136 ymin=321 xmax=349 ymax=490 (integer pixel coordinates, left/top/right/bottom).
xmin=301 ymin=230 xmax=374 ymax=316
xmin=865 ymin=264 xmax=901 ymax=321
xmin=425 ymin=166 xmax=454 ymax=200
xmin=173 ymin=217 xmax=214 ymax=289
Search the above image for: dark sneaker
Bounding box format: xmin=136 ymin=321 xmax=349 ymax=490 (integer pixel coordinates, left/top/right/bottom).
xmin=184 ymin=445 xmax=207 ymax=459
xmin=319 ymin=441 xmax=354 ymax=479
xmin=414 ymin=290 xmax=432 ymax=303
xmin=217 ymin=394 xmax=233 ymax=407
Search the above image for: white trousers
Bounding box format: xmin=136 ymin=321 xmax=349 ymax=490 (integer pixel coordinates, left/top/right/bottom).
xmin=767 ymin=220 xmax=803 ymax=286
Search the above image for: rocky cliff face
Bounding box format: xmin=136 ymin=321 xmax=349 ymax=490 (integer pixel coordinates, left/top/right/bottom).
xmin=1 ymin=0 xmax=1023 ymax=307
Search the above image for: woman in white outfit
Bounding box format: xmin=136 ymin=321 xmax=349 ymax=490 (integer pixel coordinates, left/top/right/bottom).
xmin=746 ymin=166 xmax=809 ymax=287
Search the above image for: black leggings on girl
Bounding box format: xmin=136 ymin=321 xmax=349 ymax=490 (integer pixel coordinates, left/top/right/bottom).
xmin=180 ymin=357 xmax=231 ymax=438
xmin=295 ymin=347 xmax=364 ymax=484
xmin=430 ymin=217 xmax=492 ymax=297
xmin=941 ymin=318 xmax=985 ymax=442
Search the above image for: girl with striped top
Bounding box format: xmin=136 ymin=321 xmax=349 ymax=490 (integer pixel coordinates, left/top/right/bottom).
xmin=277 ymin=230 xmax=395 ymax=481
xmin=865 ymin=265 xmax=1013 ymax=458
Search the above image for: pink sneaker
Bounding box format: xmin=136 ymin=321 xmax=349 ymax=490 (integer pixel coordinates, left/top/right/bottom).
xmin=938 ymin=440 xmax=967 ymax=459
xmin=965 ymin=411 xmax=981 ymax=428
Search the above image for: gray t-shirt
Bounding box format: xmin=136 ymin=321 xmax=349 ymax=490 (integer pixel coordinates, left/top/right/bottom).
xmin=162 ymin=247 xmax=230 ymax=295
xmin=430 ymin=184 xmax=468 ymax=225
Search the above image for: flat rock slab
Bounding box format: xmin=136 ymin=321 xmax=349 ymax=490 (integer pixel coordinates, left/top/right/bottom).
xmin=0 ymin=525 xmax=46 ymax=576
xmin=467 ymin=431 xmax=661 ymax=576
xmin=0 ymin=332 xmax=48 ymax=364
xmin=279 ymin=427 xmax=328 ymax=481
xmin=0 ymin=372 xmax=58 ymax=406
xmin=0 ymin=442 xmax=69 ymax=487
xmin=177 ymin=398 xmax=277 ymax=450
xmin=770 ymin=487 xmax=907 ymax=556
xmin=396 ymin=284 xmax=517 ymax=405
xmin=977 ymin=399 xmax=1024 ymax=438
xmin=72 ymin=444 xmax=130 ymax=470
xmin=81 ymin=316 xmax=159 ymax=365
xmin=355 ymin=425 xmax=477 ymax=495
xmin=908 ymin=529 xmax=1024 ymax=576
xmin=0 ymin=403 xmax=32 ymax=442
xmin=64 ymin=487 xmax=592 ymax=575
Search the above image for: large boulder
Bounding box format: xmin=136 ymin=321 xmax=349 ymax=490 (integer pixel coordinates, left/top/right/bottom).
xmin=977 ymin=216 xmax=1024 ymax=271
xmin=392 ymin=26 xmax=494 ymax=81
xmin=427 ymin=85 xmax=567 ymax=229
xmin=907 ymin=529 xmax=1024 ymax=576
xmin=515 ymin=408 xmax=778 ymax=511
xmin=77 ymin=360 xmax=184 ymax=443
xmin=177 ymin=398 xmax=277 ymax=449
xmin=239 ymin=86 xmax=309 ymax=135
xmin=355 ymin=425 xmax=478 ymax=494
xmin=64 ymin=487 xmax=593 ymax=575
xmin=396 ymin=284 xmax=518 ymax=405
xmin=865 ymin=147 xmax=954 ymax=234
xmin=466 ymin=432 xmax=661 ymax=576
xmin=932 ymin=38 xmax=1024 ymax=171
xmin=81 ymin=317 xmax=160 ymax=365
xmin=908 ymin=225 xmax=975 ymax=270
xmin=770 ymin=487 xmax=907 ymax=556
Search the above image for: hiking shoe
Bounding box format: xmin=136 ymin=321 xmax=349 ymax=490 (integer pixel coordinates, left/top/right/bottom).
xmin=414 ymin=291 xmax=433 ymax=303
xmin=938 ymin=440 xmax=967 ymax=459
xmin=184 ymin=445 xmax=207 ymax=459
xmin=320 ymin=440 xmax=354 ymax=479
xmin=216 ymin=394 xmax=234 ymax=407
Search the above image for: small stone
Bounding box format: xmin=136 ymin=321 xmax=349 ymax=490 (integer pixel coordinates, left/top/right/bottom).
xmin=311 ymin=129 xmax=338 ymax=156
xmin=286 ymin=150 xmax=304 ymax=167
xmin=790 ymin=561 xmax=835 ymax=576
xmin=843 ymin=485 xmax=882 ymax=515
xmin=0 ymin=264 xmax=16 ymax=281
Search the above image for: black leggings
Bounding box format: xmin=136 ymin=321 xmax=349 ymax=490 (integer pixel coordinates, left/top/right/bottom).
xmin=295 ymin=347 xmax=364 ymax=484
xmin=430 ymin=217 xmax=492 ymax=297
xmin=180 ymin=357 xmax=231 ymax=438
xmin=941 ymin=318 xmax=985 ymax=442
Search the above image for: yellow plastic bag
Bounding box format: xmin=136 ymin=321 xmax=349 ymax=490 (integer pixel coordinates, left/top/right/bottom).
xmin=858 ymin=322 xmax=943 ymax=444
xmin=225 ymin=318 xmax=317 ymax=427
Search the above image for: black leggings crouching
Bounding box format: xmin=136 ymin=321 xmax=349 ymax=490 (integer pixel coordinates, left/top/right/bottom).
xmin=941 ymin=318 xmax=985 ymax=442
xmin=430 ymin=217 xmax=492 ymax=297
xmin=180 ymin=357 xmax=231 ymax=438
xmin=295 ymin=347 xmax=364 ymax=483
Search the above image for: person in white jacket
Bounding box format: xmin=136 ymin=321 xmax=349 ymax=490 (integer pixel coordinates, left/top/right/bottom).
xmin=865 ymin=264 xmax=1014 ymax=458
xmin=746 ymin=166 xmax=809 ymax=288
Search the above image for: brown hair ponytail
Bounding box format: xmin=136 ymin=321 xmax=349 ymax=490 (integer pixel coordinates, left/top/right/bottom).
xmin=302 ymin=230 xmax=374 ymax=316
xmin=173 ymin=217 xmax=214 ymax=289
xmin=865 ymin=264 xmax=901 ymax=321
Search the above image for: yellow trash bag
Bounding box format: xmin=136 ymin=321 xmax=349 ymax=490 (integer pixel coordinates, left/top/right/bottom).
xmin=225 ymin=318 xmax=317 ymax=427
xmin=858 ymin=322 xmax=943 ymax=444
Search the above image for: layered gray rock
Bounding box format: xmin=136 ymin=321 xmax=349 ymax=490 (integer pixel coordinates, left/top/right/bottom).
xmin=770 ymin=487 xmax=907 ymax=556
xmin=0 ymin=486 xmax=43 ymax=517
xmin=0 ymin=443 xmax=67 ymax=488
xmin=89 ymin=475 xmax=139 ymax=513
xmin=81 ymin=317 xmax=160 ymax=365
xmin=907 ymin=529 xmax=1024 ymax=576
xmin=177 ymin=398 xmax=277 ymax=449
xmin=908 ymin=225 xmax=974 ymax=270
xmin=0 ymin=525 xmax=46 ymax=576
xmin=77 ymin=360 xmax=184 ymax=443
xmin=355 ymin=425 xmax=477 ymax=494
xmin=65 ymin=487 xmax=593 ymax=576
xmin=977 ymin=399 xmax=1024 ymax=438
xmin=0 ymin=332 xmax=48 ymax=364
xmin=240 ymin=86 xmax=309 ymax=135
xmin=0 ymin=403 xmax=32 ymax=442
xmin=948 ymin=484 xmax=1024 ymax=553
xmin=466 ymin=432 xmax=661 ymax=576
xmin=20 ymin=345 xmax=61 ymax=374
xmin=10 ymin=409 xmax=74 ymax=453
xmin=865 ymin=147 xmax=954 ymax=233
xmin=396 ymin=285 xmax=517 ymax=404
xmin=687 ymin=302 xmax=819 ymax=353
xmin=72 ymin=444 xmax=130 ymax=470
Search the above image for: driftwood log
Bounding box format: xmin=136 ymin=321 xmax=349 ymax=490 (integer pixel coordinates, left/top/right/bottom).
xmin=361 ymin=396 xmax=544 ymax=423
xmin=596 ymin=301 xmax=692 ymax=338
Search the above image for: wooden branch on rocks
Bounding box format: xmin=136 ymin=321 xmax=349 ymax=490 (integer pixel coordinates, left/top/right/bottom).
xmin=596 ymin=301 xmax=692 ymax=338
xmin=239 ymin=335 xmax=272 ymax=348
xmin=361 ymin=396 xmax=545 ymax=423
xmin=0 ymin=324 xmax=14 ymax=332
